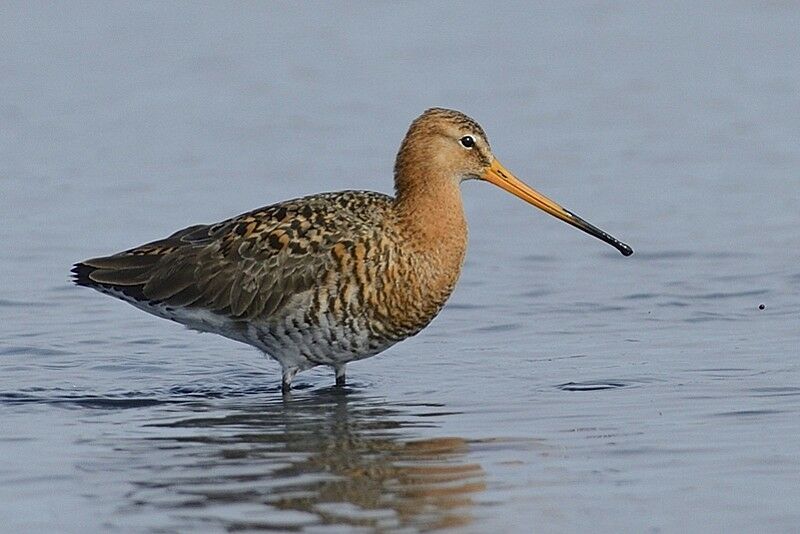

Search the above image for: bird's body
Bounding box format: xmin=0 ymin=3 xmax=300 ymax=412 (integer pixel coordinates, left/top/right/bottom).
xmin=74 ymin=108 xmax=631 ymax=391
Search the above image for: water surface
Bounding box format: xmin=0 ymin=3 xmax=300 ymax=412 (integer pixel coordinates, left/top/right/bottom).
xmin=2 ymin=2 xmax=799 ymax=532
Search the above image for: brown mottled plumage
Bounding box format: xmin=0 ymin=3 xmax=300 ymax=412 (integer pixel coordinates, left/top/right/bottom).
xmin=73 ymin=108 xmax=632 ymax=392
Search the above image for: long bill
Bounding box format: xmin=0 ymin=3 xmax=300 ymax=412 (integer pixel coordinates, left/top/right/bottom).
xmin=483 ymin=158 xmax=633 ymax=256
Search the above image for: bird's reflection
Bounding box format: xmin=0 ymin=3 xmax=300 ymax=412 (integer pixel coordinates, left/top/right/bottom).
xmin=124 ymin=388 xmax=484 ymax=531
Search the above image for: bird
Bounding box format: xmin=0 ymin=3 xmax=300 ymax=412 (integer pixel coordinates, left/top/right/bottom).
xmin=72 ymin=108 xmax=633 ymax=392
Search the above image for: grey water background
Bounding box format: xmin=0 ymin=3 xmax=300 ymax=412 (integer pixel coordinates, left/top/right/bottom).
xmin=1 ymin=2 xmax=799 ymax=532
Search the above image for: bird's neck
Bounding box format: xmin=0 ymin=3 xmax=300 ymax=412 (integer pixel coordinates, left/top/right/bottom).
xmin=394 ymin=172 xmax=468 ymax=270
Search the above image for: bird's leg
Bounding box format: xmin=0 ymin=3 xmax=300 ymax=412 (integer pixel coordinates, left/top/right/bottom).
xmin=334 ymin=364 xmax=346 ymax=387
xmin=281 ymin=367 xmax=298 ymax=394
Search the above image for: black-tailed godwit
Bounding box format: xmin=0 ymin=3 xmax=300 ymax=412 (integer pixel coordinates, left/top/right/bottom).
xmin=73 ymin=108 xmax=633 ymax=392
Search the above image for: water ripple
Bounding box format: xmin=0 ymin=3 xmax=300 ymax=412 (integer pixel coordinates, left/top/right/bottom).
xmin=748 ymin=387 xmax=800 ymax=398
xmin=714 ymin=409 xmax=784 ymax=417
xmin=0 ymin=298 xmax=46 ymax=308
xmin=556 ymin=381 xmax=629 ymax=391
xmin=687 ymin=289 xmax=769 ymax=300
xmin=0 ymin=391 xmax=169 ymax=409
xmin=0 ymin=345 xmax=71 ymax=357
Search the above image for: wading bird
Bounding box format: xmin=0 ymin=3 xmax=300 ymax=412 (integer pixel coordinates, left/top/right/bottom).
xmin=73 ymin=108 xmax=632 ymax=392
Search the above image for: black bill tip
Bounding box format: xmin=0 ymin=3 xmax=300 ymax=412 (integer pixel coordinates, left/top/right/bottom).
xmin=565 ymin=209 xmax=633 ymax=257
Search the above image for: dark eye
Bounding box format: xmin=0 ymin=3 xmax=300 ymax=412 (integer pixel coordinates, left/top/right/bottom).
xmin=459 ymin=135 xmax=475 ymax=149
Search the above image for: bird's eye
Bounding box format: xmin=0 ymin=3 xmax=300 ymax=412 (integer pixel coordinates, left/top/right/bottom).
xmin=459 ymin=135 xmax=475 ymax=149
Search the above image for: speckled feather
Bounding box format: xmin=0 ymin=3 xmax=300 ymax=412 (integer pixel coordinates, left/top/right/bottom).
xmin=77 ymin=190 xmax=455 ymax=327
xmin=78 ymin=192 xmax=386 ymax=315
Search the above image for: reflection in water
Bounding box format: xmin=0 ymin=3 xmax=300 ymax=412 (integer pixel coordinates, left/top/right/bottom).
xmin=117 ymin=389 xmax=484 ymax=531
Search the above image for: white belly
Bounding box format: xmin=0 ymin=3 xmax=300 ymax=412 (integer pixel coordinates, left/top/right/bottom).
xmin=101 ymin=287 xmax=398 ymax=372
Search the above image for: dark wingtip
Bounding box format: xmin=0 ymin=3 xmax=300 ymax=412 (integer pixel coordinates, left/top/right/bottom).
xmin=70 ymin=259 xmax=151 ymax=303
xmin=71 ymin=262 xmax=95 ymax=286
xmin=619 ymin=243 xmax=634 ymax=256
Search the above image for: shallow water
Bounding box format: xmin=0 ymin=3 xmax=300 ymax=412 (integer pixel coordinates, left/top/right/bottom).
xmin=2 ymin=2 xmax=799 ymax=532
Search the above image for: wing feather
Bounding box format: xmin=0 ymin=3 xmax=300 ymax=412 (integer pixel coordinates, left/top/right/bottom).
xmin=73 ymin=191 xmax=393 ymax=321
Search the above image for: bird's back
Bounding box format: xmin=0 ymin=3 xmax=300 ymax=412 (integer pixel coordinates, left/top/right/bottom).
xmin=73 ymin=190 xmax=396 ymax=325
